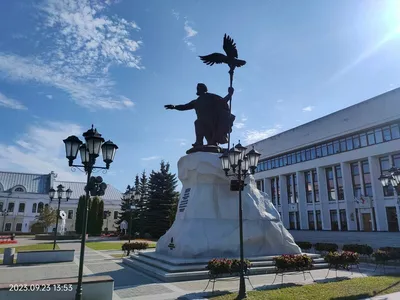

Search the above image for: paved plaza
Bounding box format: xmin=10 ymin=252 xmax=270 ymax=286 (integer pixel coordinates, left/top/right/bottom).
xmin=0 ymin=241 xmax=399 ymax=299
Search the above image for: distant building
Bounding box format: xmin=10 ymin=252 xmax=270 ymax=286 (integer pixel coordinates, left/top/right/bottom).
xmin=249 ymin=88 xmax=400 ymax=235
xmin=0 ymin=171 xmax=122 ymax=233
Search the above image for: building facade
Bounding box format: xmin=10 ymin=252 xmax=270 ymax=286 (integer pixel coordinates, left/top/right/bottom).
xmin=250 ymin=88 xmax=400 ymax=234
xmin=0 ymin=171 xmax=122 ymax=233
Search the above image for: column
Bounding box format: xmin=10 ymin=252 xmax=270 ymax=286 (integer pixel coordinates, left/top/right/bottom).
xmin=296 ymin=171 xmax=308 ymax=229
xmin=369 ymin=156 xmax=388 ymax=231
xmin=341 ymin=162 xmax=357 ymax=230
xmin=332 ymin=166 xmax=341 ymax=231
xmin=279 ymin=175 xmax=289 ymax=228
xmin=317 ymin=167 xmax=331 ymax=230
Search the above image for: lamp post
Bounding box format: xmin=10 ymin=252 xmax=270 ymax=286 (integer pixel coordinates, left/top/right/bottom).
xmin=49 ymin=184 xmax=72 ymax=250
xmin=1 ymin=209 xmax=9 ymax=232
xmin=63 ymin=125 xmax=118 ymax=300
xmin=219 ymin=141 xmax=261 ymax=300
xmin=379 ymin=165 xmax=400 ymax=207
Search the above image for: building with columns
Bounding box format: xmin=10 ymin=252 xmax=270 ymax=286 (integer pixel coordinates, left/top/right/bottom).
xmin=0 ymin=171 xmax=122 ymax=233
xmin=250 ymin=88 xmax=400 ymax=235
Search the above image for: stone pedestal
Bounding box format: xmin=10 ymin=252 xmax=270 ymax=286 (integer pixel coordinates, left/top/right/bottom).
xmin=3 ymin=248 xmax=15 ymax=265
xmin=156 ymin=152 xmax=301 ymax=258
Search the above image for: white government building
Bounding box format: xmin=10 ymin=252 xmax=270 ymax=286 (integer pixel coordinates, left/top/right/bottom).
xmin=0 ymin=171 xmax=122 ymax=233
xmin=250 ymin=88 xmax=400 ymax=236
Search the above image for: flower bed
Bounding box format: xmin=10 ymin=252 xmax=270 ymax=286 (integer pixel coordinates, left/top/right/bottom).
xmin=121 ymin=242 xmax=149 ymax=255
xmin=273 ymin=254 xmax=313 ymax=272
xmin=206 ymin=258 xmax=251 ymax=277
xmin=324 ymin=251 xmax=359 ymax=270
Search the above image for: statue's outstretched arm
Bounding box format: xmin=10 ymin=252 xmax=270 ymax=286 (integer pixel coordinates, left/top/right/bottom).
xmin=165 ymin=100 xmax=195 ymax=111
xmin=223 ymin=87 xmax=234 ymax=103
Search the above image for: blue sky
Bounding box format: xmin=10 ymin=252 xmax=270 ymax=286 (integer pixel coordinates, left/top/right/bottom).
xmin=1 ymin=0 xmax=400 ymax=192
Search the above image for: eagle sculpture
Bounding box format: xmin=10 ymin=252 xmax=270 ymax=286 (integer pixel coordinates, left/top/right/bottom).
xmin=199 ymin=34 xmax=246 ymax=70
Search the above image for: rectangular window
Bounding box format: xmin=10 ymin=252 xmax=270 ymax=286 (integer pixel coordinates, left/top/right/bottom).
xmin=360 ymin=133 xmax=368 ymax=147
xmin=16 ymin=223 xmax=22 ymax=232
xmin=333 ymin=141 xmax=340 ymax=153
xmin=367 ymin=131 xmax=375 ymax=145
xmin=0 ymin=202 xmax=3 ymax=211
xmin=305 ymin=171 xmax=313 ymax=203
xmin=383 ymin=126 xmax=391 ymax=141
xmin=340 ymin=139 xmax=347 ymax=152
xmin=18 ymin=203 xmax=25 ymax=213
xmin=279 ymin=157 xmax=283 ymax=167
xmin=296 ymin=211 xmax=300 ymax=229
xmin=68 ymin=210 xmax=73 ymax=219
xmin=353 ymin=135 xmax=360 ymax=149
xmin=7 ymin=202 xmax=14 ymax=213
xmin=301 ymin=150 xmax=306 ymax=162
xmin=287 ymin=175 xmax=293 ymax=204
xmin=375 ymin=129 xmax=383 ymax=143
xmin=312 ymin=170 xmax=319 ymax=202
xmin=4 ymin=223 xmax=11 ymax=231
xmin=316 ymin=147 xmax=321 ymax=158
xmin=114 ymin=211 xmax=118 ymax=219
xmin=321 ymin=144 xmax=328 ymax=156
xmin=386 ymin=207 xmax=399 ymax=232
xmin=330 ymin=210 xmax=339 ymax=231
xmin=327 ymin=143 xmax=334 ymax=155
xmin=352 ymin=163 xmax=362 ymax=197
xmin=293 ymin=174 xmax=298 ymax=203
xmin=335 ymin=165 xmax=344 ymax=200
xmin=362 ymin=160 xmax=372 ymax=197
xmin=311 ymin=148 xmax=316 ymax=159
xmin=326 ymin=168 xmax=336 ymax=201
xmin=340 ymin=209 xmax=348 ymax=231
xmin=393 ymin=154 xmax=400 ymax=168
xmin=296 ymin=152 xmax=301 ymax=163
xmin=291 ymin=153 xmax=296 ymax=164
xmin=308 ymin=211 xmax=315 ymax=230
xmin=267 ymin=160 xmax=271 ymax=170
xmin=380 ymin=157 xmax=394 ymax=196
xmin=346 ymin=137 xmax=353 ymax=150
xmin=287 ymin=155 xmax=292 ymax=165
xmin=271 ymin=178 xmax=276 ymax=206
xmin=316 ymin=210 xmax=322 ymax=230
xmin=256 ymin=180 xmax=264 ymax=192
xmin=305 ymin=149 xmax=311 ymax=160
xmin=289 ymin=212 xmax=296 ymax=230
xmin=277 ymin=177 xmax=281 ymax=205
xmin=391 ymin=124 xmax=400 ymax=139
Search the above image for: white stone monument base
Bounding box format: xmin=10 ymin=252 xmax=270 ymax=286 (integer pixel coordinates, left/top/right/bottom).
xmin=155 ymin=152 xmax=301 ymax=258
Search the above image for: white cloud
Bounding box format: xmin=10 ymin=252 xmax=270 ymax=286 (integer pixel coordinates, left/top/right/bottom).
xmin=141 ymin=156 xmax=161 ymax=161
xmin=0 ymin=121 xmax=86 ymax=181
xmin=172 ymin=9 xmax=180 ymax=20
xmin=244 ymin=125 xmax=283 ymax=144
xmin=0 ymin=0 xmax=141 ymax=110
xmin=183 ymin=20 xmax=197 ymax=52
xmin=234 ymin=115 xmax=248 ymax=129
xmin=302 ymin=106 xmax=315 ymax=112
xmin=0 ymin=92 xmax=27 ymax=110
xmin=46 ymin=94 xmax=53 ymax=99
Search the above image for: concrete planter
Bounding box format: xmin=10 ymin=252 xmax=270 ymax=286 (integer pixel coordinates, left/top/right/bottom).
xmin=16 ymin=250 xmax=75 ymax=264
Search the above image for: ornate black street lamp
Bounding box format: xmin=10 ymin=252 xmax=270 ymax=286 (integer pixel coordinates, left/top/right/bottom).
xmin=379 ymin=165 xmax=400 ymax=207
xmin=63 ymin=125 xmax=118 ymax=300
xmin=49 ymin=184 xmax=72 ymax=250
xmin=219 ymin=141 xmax=261 ymax=300
xmin=1 ymin=209 xmax=9 ymax=232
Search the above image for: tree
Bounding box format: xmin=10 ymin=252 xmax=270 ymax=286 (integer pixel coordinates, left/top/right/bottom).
xmin=115 ymin=183 xmax=135 ymax=233
xmin=75 ymin=195 xmax=86 ymax=234
xmin=138 ymin=171 xmax=149 ymax=237
xmin=87 ymin=196 xmax=103 ymax=236
xmin=34 ymin=206 xmax=57 ymax=232
xmin=146 ymin=161 xmax=178 ymax=238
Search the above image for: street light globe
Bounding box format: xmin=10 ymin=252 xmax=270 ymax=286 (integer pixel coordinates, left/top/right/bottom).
xmin=392 ymin=170 xmax=400 ymax=186
xmin=247 ymin=147 xmax=261 ymax=169
xmin=57 ymin=184 xmax=65 ymax=199
xmin=49 ymin=188 xmax=56 ymax=200
xmin=219 ymin=151 xmax=231 ymax=171
xmin=101 ymin=140 xmax=118 ymax=168
xmin=79 ymin=144 xmax=90 ymax=165
xmin=241 ymin=156 xmax=249 ymax=173
xmin=235 ymin=141 xmax=247 ymax=161
xmin=228 ymin=145 xmax=241 ymax=168
xmin=66 ymin=188 xmax=73 ymax=200
xmin=379 ymin=174 xmax=390 ymax=187
xmin=63 ymin=135 xmax=82 ymax=165
xmin=83 ymin=126 xmax=105 ymax=156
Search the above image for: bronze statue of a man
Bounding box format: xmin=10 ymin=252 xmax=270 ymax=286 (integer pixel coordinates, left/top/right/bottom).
xmin=165 ymin=83 xmax=235 ymax=151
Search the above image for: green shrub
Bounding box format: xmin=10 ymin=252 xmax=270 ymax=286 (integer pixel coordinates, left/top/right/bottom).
xmin=342 ymin=244 xmax=373 ymax=256
xmin=121 ymin=242 xmax=149 ymax=255
xmin=206 ymin=258 xmax=251 ymax=276
xmin=273 ymin=254 xmax=313 ymax=271
xmin=314 ymin=243 xmax=338 ymax=252
xmin=296 ymin=241 xmax=312 ymax=250
xmin=324 ymin=251 xmax=359 ymax=270
xmin=373 ymin=250 xmax=391 ymax=262
xmin=378 ymin=247 xmax=400 ymax=260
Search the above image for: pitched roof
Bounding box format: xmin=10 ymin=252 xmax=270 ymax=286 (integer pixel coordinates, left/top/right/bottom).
xmin=54 ymin=180 xmax=122 ymax=201
xmin=0 ymin=171 xmax=50 ymax=194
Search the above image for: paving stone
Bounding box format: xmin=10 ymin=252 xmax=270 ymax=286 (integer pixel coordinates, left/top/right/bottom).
xmin=115 ymin=284 xmax=173 ymax=298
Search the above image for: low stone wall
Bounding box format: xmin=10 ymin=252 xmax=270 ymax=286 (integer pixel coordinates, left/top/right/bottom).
xmin=16 ymin=250 xmax=75 ymax=264
xmin=0 ymin=276 xmax=114 ymax=300
xmin=289 ymin=230 xmax=400 ymax=249
xmin=35 ymin=234 xmax=80 ymax=240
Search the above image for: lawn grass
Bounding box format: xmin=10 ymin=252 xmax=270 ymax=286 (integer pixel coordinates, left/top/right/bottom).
xmin=210 ymin=276 xmax=400 ymax=300
xmin=86 ymin=241 xmax=157 ymax=251
xmin=0 ymin=243 xmax=57 ymax=254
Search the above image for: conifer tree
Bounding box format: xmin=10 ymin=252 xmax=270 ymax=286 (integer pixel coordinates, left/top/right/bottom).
xmin=75 ymin=195 xmax=86 ymax=234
